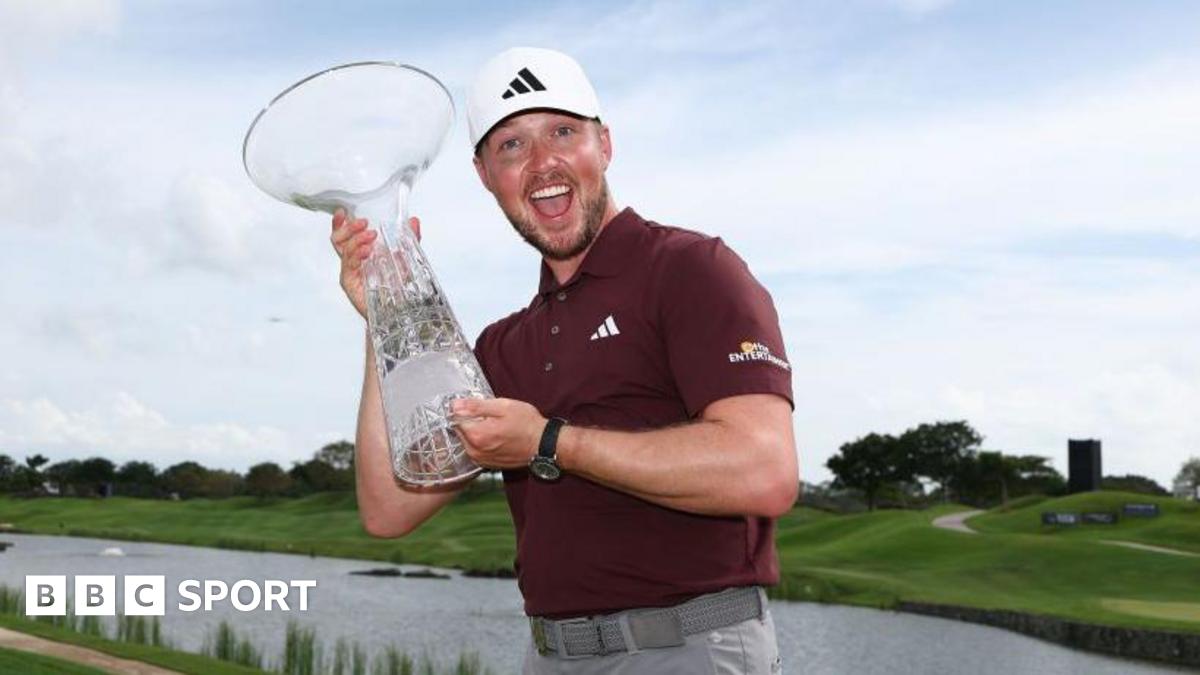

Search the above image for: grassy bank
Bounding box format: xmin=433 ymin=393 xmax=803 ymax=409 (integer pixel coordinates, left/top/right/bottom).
xmin=2 ymin=491 xmax=1198 ymax=637
xmin=0 ymin=491 xmax=515 ymax=574
xmin=0 ymin=646 xmax=108 ymax=675
xmin=0 ymin=614 xmax=263 ymax=674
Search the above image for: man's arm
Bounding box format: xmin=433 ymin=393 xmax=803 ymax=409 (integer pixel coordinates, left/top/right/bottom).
xmin=450 ymin=393 xmax=798 ymax=518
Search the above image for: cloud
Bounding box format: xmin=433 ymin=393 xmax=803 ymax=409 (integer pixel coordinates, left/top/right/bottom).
xmin=0 ymin=393 xmax=293 ymax=471
xmin=886 ymin=0 xmax=956 ymax=15
xmin=0 ymin=0 xmax=120 ymax=62
xmin=164 ymin=171 xmax=272 ymax=276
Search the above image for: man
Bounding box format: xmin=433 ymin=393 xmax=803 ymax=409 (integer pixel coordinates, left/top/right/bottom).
xmin=331 ymin=47 xmax=796 ymax=673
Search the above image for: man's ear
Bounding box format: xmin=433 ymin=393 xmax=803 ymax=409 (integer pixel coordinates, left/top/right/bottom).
xmin=473 ymin=155 xmax=493 ymax=194
xmin=598 ymin=123 xmax=613 ymax=169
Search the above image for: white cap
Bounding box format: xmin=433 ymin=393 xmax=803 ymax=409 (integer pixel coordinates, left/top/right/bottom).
xmin=467 ymin=47 xmax=601 ymax=149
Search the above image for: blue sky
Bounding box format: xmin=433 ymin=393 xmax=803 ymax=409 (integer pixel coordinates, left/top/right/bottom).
xmin=2 ymin=0 xmax=1198 ymax=489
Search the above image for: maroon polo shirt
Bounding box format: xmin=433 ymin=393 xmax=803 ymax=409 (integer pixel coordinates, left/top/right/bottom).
xmin=473 ymin=207 xmax=793 ymax=618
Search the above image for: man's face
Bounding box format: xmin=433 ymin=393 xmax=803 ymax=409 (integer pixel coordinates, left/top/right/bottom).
xmin=473 ymin=111 xmax=613 ymax=261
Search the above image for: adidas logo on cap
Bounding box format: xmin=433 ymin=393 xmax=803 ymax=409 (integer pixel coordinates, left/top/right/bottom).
xmin=467 ymin=47 xmax=602 ymax=148
xmin=501 ymin=67 xmax=546 ymax=100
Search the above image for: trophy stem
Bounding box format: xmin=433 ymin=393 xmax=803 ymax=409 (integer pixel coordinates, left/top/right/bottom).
xmin=357 ymin=180 xmax=491 ymax=487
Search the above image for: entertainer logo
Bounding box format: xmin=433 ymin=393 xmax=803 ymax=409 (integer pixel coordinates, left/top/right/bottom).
xmin=728 ymin=340 xmax=791 ymax=372
xmin=25 ymin=575 xmax=316 ymax=616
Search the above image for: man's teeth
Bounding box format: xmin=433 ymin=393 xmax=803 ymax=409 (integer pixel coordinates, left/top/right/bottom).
xmin=530 ymin=185 xmax=571 ymax=200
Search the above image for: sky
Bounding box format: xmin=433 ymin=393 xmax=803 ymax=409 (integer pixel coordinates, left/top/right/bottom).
xmin=1 ymin=0 xmax=1198 ymax=489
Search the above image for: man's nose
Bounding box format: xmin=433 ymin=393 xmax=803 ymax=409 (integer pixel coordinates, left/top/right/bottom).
xmin=527 ymin=137 xmax=561 ymax=173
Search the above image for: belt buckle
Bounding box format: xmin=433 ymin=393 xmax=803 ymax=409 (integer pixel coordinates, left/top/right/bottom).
xmin=554 ymin=616 xmax=602 ymax=660
xmin=530 ymin=618 xmax=550 ymax=656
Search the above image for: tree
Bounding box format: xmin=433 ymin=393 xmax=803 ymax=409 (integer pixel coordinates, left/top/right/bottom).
xmin=161 ymin=461 xmax=209 ymax=499
xmin=1102 ymin=474 xmax=1168 ymax=496
xmin=289 ymin=458 xmax=351 ymax=494
xmin=245 ymin=462 xmax=292 ymax=497
xmin=901 ymin=421 xmax=983 ymax=503
xmin=976 ymin=452 xmax=1020 ymax=505
xmin=316 ymin=441 xmax=355 ymax=471
xmin=116 ymin=461 xmax=159 ymax=497
xmin=0 ymin=454 xmax=15 ymax=491
xmin=44 ymin=460 xmax=81 ymax=495
xmin=1174 ymin=458 xmax=1200 ymax=500
xmin=826 ymin=433 xmax=911 ymax=511
xmin=199 ymin=470 xmax=242 ymax=498
xmin=76 ymin=457 xmax=116 ymax=495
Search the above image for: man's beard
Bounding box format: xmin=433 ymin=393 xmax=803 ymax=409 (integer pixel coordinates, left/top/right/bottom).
xmin=502 ymin=178 xmax=610 ymax=261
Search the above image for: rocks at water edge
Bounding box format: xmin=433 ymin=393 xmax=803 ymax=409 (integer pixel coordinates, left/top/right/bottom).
xmin=349 ymin=567 xmax=451 ymax=580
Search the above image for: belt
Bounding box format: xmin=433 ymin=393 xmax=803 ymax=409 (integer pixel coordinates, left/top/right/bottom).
xmin=529 ymin=586 xmax=766 ymax=659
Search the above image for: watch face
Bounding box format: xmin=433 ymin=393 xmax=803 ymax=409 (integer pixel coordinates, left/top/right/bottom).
xmin=529 ymin=457 xmax=561 ymax=481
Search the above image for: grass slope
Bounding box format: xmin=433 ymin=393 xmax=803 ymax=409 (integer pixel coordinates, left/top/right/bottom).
xmin=967 ymin=490 xmax=1200 ymax=553
xmin=0 ymin=646 xmax=108 ymax=675
xmin=3 ymin=491 xmax=1199 ymax=636
xmin=774 ymin=494 xmax=1200 ymax=635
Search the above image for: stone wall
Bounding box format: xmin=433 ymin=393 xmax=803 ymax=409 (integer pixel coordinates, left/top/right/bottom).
xmin=897 ymin=601 xmax=1200 ymax=669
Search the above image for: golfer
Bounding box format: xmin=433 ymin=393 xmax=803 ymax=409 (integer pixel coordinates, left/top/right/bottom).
xmin=331 ymin=47 xmax=796 ymax=674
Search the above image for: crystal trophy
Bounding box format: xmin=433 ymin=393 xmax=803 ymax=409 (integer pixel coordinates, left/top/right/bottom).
xmin=243 ymin=62 xmax=490 ymax=486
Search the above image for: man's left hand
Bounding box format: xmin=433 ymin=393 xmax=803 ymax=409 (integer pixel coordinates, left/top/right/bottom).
xmin=450 ymin=398 xmax=546 ymax=470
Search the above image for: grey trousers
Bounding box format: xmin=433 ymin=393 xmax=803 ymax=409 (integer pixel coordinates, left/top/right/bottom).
xmin=521 ymin=608 xmax=783 ymax=674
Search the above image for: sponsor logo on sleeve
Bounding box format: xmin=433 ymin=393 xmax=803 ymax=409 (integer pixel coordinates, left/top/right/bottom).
xmin=728 ymin=340 xmax=791 ymax=372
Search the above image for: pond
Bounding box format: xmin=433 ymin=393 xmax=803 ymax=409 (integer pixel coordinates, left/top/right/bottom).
xmin=0 ymin=533 xmax=1186 ymax=673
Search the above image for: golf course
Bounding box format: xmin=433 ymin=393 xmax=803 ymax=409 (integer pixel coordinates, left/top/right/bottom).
xmin=1 ymin=489 xmax=1196 ymax=639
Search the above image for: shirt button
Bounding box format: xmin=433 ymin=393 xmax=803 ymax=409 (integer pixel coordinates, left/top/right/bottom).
xmin=544 ymin=362 xmax=554 ymax=372
xmin=550 ymin=325 xmax=560 ymax=335
xmin=556 ymin=291 xmax=567 ymax=301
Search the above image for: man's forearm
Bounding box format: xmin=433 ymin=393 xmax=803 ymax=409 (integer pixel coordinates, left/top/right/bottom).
xmin=553 ymin=395 xmax=798 ymax=518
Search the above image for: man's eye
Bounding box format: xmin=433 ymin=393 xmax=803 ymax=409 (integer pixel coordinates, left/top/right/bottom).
xmin=553 ymin=126 xmax=574 ymax=137
xmin=498 ymin=138 xmax=521 ymax=152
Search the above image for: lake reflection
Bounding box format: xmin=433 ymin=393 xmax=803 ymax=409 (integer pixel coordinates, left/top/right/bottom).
xmin=0 ymin=534 xmax=1186 ymax=674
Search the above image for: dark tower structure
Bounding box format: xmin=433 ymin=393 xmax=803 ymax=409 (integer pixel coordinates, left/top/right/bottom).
xmin=1068 ymin=439 xmax=1102 ymax=493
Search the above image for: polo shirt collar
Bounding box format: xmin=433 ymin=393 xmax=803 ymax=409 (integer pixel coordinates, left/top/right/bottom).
xmin=536 ymin=207 xmax=644 ymax=297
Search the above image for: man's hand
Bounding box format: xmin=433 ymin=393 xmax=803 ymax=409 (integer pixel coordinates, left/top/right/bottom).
xmin=451 ymin=398 xmax=546 ymax=470
xmin=330 ymin=208 xmax=421 ymax=320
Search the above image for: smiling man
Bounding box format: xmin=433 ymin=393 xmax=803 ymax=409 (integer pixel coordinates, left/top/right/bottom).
xmin=332 ymin=47 xmax=796 ymax=674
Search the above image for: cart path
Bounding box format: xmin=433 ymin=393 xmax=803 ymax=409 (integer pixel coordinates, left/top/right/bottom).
xmin=1099 ymin=540 xmax=1200 ymax=558
xmin=931 ymin=510 xmax=983 ymax=534
xmin=0 ymin=627 xmax=182 ymax=675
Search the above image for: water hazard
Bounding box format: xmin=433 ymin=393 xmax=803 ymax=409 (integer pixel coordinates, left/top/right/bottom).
xmin=0 ymin=534 xmax=1186 ymax=674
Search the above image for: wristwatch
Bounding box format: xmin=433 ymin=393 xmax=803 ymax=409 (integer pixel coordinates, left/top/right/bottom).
xmin=529 ymin=417 xmax=567 ymax=481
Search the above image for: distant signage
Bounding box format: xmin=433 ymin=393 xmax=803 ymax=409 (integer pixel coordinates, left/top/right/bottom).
xmin=1041 ymin=512 xmax=1079 ymax=526
xmin=1122 ymin=503 xmax=1160 ymax=517
xmin=1082 ymin=511 xmax=1118 ymax=525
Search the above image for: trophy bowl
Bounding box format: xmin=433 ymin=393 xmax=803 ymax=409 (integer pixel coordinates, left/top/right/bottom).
xmin=243 ymin=62 xmax=490 ymax=487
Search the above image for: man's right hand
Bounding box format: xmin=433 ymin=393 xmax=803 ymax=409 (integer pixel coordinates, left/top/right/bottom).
xmin=330 ymin=208 xmax=421 ymax=320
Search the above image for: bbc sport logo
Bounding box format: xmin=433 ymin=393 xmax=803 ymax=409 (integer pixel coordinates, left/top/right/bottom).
xmin=26 ymin=575 xmax=317 ymax=616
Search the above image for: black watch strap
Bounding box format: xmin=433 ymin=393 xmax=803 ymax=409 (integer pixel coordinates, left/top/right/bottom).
xmin=539 ymin=417 xmax=568 ymax=460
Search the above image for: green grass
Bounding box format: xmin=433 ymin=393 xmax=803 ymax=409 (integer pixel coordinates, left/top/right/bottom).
xmin=967 ymin=490 xmax=1200 ymax=552
xmin=0 ymin=614 xmax=264 ymax=674
xmin=774 ymin=494 xmax=1200 ymax=635
xmin=0 ymin=646 xmax=109 ymax=675
xmin=3 ymin=491 xmax=1200 ymax=639
xmin=0 ymin=491 xmax=516 ymax=574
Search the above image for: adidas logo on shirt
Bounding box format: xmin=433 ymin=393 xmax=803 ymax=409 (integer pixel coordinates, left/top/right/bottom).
xmin=501 ymin=67 xmax=547 ymax=100
xmin=589 ymin=315 xmax=620 ymax=341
